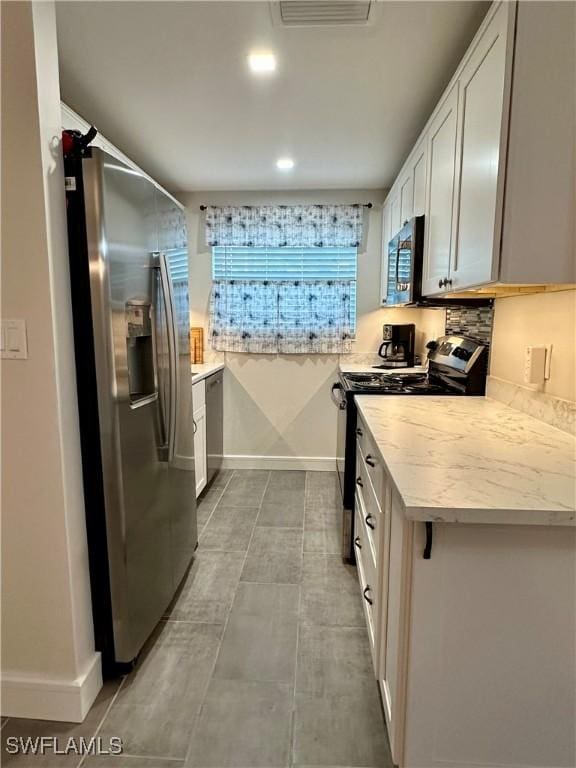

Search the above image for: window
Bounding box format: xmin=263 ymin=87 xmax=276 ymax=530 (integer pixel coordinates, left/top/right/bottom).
xmin=212 ymin=246 xmax=357 ymax=334
xmin=210 ymin=246 xmax=357 ymax=354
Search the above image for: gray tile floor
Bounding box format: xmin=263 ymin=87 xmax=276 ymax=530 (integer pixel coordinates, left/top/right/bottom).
xmin=1 ymin=470 xmax=393 ymax=768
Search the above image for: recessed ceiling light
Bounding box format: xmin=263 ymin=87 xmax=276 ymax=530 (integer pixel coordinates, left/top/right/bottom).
xmin=276 ymin=158 xmax=295 ymax=171
xmin=248 ymin=52 xmax=277 ymax=74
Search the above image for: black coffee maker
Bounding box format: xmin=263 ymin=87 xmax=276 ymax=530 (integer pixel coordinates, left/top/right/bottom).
xmin=374 ymin=323 xmax=416 ymax=369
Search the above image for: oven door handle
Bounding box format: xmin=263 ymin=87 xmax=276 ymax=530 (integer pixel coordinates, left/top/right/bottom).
xmin=331 ymin=382 xmax=346 ymax=410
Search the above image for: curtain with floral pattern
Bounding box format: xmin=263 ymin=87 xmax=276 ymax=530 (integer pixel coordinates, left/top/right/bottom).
xmin=210 ymin=279 xmax=353 ymax=354
xmin=204 ymin=205 xmax=364 ymax=248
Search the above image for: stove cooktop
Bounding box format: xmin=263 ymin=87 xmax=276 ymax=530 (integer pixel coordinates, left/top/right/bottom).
xmin=340 ymin=371 xmax=454 ymax=395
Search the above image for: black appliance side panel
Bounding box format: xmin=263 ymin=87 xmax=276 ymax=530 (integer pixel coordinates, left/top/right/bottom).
xmin=343 ymin=396 xmax=359 ymax=563
xmin=64 ymin=153 xmax=117 ymax=676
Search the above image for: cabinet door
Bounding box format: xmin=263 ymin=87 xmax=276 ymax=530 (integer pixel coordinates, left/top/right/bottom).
xmin=452 ymin=3 xmax=509 ymax=290
xmin=422 ymin=85 xmax=459 ymax=296
xmin=399 ymin=170 xmax=413 ymax=227
xmin=194 ymin=404 xmax=207 ymax=497
xmin=412 ymin=141 xmax=427 ymax=217
xmin=380 ymin=203 xmax=391 ymax=305
xmin=381 ymin=489 xmax=411 ymax=765
xmin=390 ymin=192 xmax=401 ymax=237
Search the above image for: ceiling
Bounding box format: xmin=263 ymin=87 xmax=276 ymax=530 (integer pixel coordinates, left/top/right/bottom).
xmin=56 ymin=1 xmax=489 ymax=193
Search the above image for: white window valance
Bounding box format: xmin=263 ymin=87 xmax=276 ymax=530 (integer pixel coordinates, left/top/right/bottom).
xmin=204 ymin=204 xmax=365 ymax=248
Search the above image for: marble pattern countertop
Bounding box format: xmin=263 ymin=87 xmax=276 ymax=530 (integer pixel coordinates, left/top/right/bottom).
xmin=191 ymin=362 xmax=224 ymax=385
xmin=355 ymin=396 xmax=576 ymax=526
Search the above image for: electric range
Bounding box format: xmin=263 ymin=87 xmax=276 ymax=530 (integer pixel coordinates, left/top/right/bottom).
xmin=332 ymin=335 xmax=488 ymax=562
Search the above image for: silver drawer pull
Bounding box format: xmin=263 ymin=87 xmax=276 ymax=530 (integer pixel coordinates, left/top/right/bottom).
xmin=354 ymin=536 xmax=362 ymax=550
xmin=365 ymin=454 xmax=376 ymax=468
xmin=365 ymin=514 xmax=375 ymax=531
xmin=363 ymin=586 xmax=373 ymax=606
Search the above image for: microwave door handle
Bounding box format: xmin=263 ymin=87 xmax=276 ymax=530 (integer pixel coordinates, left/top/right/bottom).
xmin=155 ymin=252 xmax=178 ymax=462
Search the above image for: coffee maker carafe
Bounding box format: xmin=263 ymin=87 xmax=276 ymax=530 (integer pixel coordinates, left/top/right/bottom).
xmin=374 ymin=323 xmax=415 ymax=369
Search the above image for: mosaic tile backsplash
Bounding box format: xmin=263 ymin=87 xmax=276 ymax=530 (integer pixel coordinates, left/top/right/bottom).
xmin=445 ymin=306 xmax=494 ymax=345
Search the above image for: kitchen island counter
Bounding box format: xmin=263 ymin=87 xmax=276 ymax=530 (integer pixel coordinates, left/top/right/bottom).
xmin=355 ymin=395 xmax=576 ymax=525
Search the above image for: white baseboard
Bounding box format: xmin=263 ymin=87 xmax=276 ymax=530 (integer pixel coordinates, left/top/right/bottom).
xmin=222 ymin=455 xmax=336 ymax=471
xmin=1 ymin=652 xmax=102 ymax=723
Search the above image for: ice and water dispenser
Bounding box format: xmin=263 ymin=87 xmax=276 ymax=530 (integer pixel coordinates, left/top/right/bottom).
xmin=126 ymin=300 xmax=156 ymax=404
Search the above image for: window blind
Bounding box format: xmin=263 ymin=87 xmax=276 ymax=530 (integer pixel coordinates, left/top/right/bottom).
xmin=212 ymin=246 xmax=357 ymax=329
xmin=165 ymin=248 xmax=188 ymax=283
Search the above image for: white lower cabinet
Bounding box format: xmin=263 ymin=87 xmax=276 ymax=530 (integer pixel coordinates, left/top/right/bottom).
xmin=355 ymin=411 xmax=576 ymax=768
xmin=192 ymin=379 xmax=207 ymax=497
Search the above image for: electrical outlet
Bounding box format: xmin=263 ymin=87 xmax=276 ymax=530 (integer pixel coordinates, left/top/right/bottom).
xmin=524 ymin=345 xmax=547 ymax=385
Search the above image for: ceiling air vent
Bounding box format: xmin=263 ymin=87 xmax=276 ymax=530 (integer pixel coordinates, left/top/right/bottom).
xmin=274 ymin=1 xmax=373 ymax=26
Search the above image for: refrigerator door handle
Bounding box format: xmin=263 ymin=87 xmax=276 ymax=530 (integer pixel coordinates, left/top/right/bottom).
xmin=155 ymin=252 xmax=178 ymax=463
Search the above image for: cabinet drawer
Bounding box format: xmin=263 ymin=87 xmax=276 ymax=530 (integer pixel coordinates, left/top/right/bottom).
xmin=355 ymin=499 xmax=379 ymax=674
xmin=355 ymin=448 xmax=381 ymax=569
xmin=355 ymin=415 xmax=384 ymax=498
xmin=192 ymin=378 xmax=206 ymax=411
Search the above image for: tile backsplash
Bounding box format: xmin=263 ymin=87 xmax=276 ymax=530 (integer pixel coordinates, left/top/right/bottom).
xmin=445 ymin=306 xmax=494 ymax=345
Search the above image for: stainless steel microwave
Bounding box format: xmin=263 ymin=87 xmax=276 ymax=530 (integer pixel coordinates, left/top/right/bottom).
xmin=384 ymin=215 xmax=425 ymax=306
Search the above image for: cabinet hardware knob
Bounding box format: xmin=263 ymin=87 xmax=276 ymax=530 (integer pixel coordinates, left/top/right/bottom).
xmin=363 ymin=586 xmax=373 ymax=606
xmin=356 ymin=427 xmax=363 ymax=436
xmin=445 ymin=278 xmax=453 ymax=288
xmin=193 ymin=419 xmax=197 ymax=434
xmin=356 ymin=476 xmax=363 ymax=487
xmin=365 ymin=455 xmax=376 ymax=467
xmin=365 ymin=514 xmax=376 ymax=531
xmin=354 ymin=536 xmax=362 ymax=549
xmin=438 ymin=278 xmax=446 ymax=288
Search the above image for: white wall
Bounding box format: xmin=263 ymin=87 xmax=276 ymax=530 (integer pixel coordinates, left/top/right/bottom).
xmin=184 ymin=190 xmax=444 ymax=464
xmin=491 ymin=289 xmax=576 ymax=402
xmin=1 ymin=1 xmax=101 ymax=721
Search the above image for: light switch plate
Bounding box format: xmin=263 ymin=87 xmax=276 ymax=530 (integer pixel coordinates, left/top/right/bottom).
xmin=1 ymin=319 xmax=28 ymax=359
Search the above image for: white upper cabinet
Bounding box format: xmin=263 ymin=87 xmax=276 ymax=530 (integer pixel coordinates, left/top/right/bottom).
xmin=390 ymin=192 xmax=401 ymax=238
xmin=411 ymin=141 xmax=427 ymax=217
xmin=422 ymin=85 xmax=459 ymax=296
xmin=380 ymin=0 xmax=575 ymax=298
xmin=399 ymin=169 xmax=413 ymax=228
xmin=380 ymin=203 xmax=392 ymax=304
xmin=451 ymin=2 xmax=508 ymax=290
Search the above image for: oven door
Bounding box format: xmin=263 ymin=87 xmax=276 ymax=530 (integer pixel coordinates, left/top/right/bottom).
xmin=331 ymin=380 xmax=347 ymax=500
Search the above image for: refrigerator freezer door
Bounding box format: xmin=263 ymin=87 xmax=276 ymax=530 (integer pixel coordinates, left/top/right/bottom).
xmin=156 ymin=190 xmax=197 ymax=588
xmin=82 ymin=150 xmax=196 ymax=663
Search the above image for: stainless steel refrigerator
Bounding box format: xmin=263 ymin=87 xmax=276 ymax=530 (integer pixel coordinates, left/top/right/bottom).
xmin=64 ymin=141 xmax=196 ymax=672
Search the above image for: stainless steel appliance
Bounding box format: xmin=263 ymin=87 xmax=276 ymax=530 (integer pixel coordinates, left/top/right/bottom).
xmin=333 ymin=335 xmax=487 ymax=562
xmin=64 ymin=137 xmax=196 ymax=672
xmin=374 ymin=323 xmax=415 ymax=368
xmin=205 ymin=369 xmax=223 ymax=485
xmin=384 ymin=216 xmax=424 ymax=306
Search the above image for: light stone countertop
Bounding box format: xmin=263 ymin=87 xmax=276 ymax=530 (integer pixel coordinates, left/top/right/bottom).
xmin=191 ymin=362 xmax=224 ymax=385
xmin=355 ymin=395 xmax=576 ymax=526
